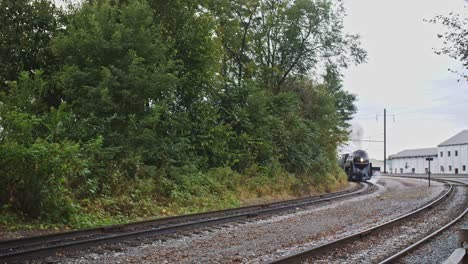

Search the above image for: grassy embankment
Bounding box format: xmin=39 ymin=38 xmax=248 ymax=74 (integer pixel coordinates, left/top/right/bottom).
xmin=0 ymin=167 xmax=348 ymax=232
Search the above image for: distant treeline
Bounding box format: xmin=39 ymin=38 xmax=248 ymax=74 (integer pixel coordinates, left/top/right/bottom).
xmin=0 ymin=0 xmax=365 ymax=225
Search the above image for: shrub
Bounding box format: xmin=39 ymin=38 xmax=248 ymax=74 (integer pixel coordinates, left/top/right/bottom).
xmin=0 ymin=139 xmax=87 ymax=222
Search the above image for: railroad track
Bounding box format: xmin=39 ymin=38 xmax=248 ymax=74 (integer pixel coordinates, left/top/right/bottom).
xmin=437 ymin=178 xmax=468 ymax=186
xmin=384 ymin=174 xmax=468 ymax=186
xmin=379 ymin=207 xmax=468 ymax=263
xmin=0 ymin=182 xmax=375 ymax=263
xmin=269 ymin=179 xmax=455 ymax=264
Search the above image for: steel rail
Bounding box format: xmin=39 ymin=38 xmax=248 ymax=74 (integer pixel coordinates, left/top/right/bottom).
xmin=378 ymin=207 xmax=468 ymax=264
xmin=437 ymin=178 xmax=468 ymax=186
xmin=0 ymin=182 xmax=374 ymax=263
xmin=0 ymin=183 xmax=364 ymax=251
xmin=269 ymin=180 xmax=453 ymax=264
xmin=384 ymin=174 xmax=468 ymax=186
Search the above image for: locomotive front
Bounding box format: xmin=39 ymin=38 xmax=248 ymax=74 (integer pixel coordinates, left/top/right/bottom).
xmin=352 ymin=150 xmax=369 ymax=169
xmin=347 ymin=150 xmax=372 ymax=182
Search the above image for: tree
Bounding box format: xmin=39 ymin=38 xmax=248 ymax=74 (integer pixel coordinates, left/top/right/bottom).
xmin=0 ymin=0 xmax=366 ymax=223
xmin=211 ymin=0 xmax=366 ymax=93
xmin=148 ymin=0 xmax=233 ymax=169
xmin=52 ymin=0 xmax=175 ymax=142
xmin=206 ymin=0 xmax=364 ymax=173
xmin=0 ymin=0 xmax=60 ymax=95
xmin=430 ymin=9 xmax=468 ymax=81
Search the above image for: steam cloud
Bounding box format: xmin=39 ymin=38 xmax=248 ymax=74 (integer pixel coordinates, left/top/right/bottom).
xmin=339 ymin=122 xmax=365 ymax=155
xmin=350 ymin=123 xmax=364 ymax=150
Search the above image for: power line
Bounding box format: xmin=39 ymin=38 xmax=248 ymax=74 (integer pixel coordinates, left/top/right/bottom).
xmin=367 ymin=131 xmax=385 ymax=138
xmin=355 ymin=103 xmax=468 ymax=121
xmin=349 ymin=139 xmax=384 ymax=143
xmin=353 ymin=113 xmax=396 ymax=122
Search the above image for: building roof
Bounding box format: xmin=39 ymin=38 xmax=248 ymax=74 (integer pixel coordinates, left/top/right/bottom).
xmin=388 ymin=148 xmax=438 ymax=159
xmin=438 ymin=130 xmax=468 ymax=146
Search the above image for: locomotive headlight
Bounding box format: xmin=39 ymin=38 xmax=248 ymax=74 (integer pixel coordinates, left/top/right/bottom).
xmin=360 ymin=158 xmax=364 ymax=162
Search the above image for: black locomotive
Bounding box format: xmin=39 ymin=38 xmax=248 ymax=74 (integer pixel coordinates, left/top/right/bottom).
xmin=339 ymin=150 xmax=372 ymax=182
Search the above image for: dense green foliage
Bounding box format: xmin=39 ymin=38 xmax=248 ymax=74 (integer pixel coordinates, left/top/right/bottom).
xmin=0 ymin=0 xmax=365 ymax=226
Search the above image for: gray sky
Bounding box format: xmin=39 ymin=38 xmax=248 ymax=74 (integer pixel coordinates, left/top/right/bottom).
xmin=342 ymin=0 xmax=468 ymax=160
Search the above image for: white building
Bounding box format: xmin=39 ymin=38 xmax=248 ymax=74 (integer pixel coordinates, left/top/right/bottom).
xmin=388 ymin=148 xmax=438 ymax=174
xmin=389 ymin=130 xmax=468 ymax=175
xmin=437 ymin=130 xmax=468 ymax=174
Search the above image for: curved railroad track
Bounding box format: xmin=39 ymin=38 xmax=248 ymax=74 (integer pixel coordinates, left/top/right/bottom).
xmin=269 ymin=178 xmax=457 ymax=264
xmin=0 ymin=182 xmax=375 ymax=263
xmin=385 ymin=174 xmax=468 ymax=186
xmin=379 ymin=207 xmax=468 ymax=263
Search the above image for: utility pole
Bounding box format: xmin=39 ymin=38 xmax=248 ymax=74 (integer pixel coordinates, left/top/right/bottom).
xmin=384 ymin=108 xmax=387 ymax=174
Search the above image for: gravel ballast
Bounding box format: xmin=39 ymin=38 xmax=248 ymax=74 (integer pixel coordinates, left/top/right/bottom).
xmin=302 ymin=183 xmax=467 ymax=264
xmin=40 ymin=177 xmax=448 ymax=264
xmin=396 ymin=204 xmax=468 ymax=264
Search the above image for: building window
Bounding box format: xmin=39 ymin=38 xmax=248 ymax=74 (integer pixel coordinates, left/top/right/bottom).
xmin=448 ymin=151 xmax=451 ymax=157
xmin=440 ymin=166 xmax=444 ymax=172
xmin=455 ymin=150 xmax=458 ymax=156
xmin=449 ymin=165 xmax=452 ymax=171
xmin=463 ymin=165 xmax=466 ymax=172
xmin=440 ymin=151 xmax=443 ymax=157
xmin=412 ymin=168 xmax=415 ymax=174
xmin=400 ymin=168 xmax=403 ymax=173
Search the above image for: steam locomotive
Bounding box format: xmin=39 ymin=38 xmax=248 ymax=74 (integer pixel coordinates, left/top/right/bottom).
xmin=339 ymin=150 xmax=372 ymax=182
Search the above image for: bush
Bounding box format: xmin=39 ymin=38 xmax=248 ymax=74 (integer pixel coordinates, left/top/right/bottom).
xmin=0 ymin=139 xmax=87 ymax=222
xmin=0 ymin=0 xmax=359 ymax=228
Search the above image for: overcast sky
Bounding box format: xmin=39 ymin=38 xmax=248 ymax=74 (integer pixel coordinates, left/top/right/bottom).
xmin=341 ymin=0 xmax=468 ymax=161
